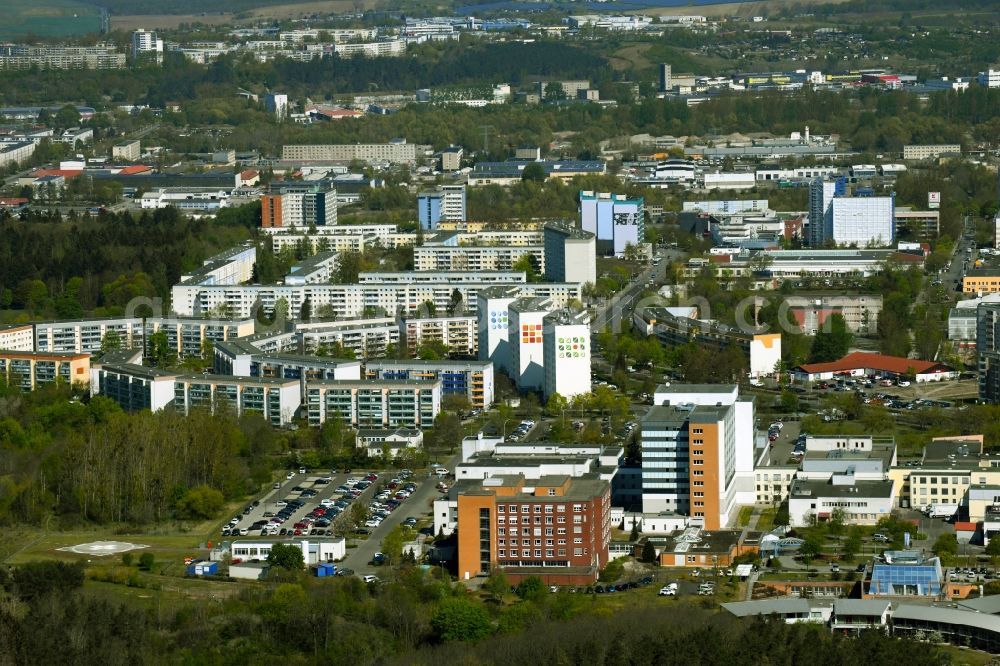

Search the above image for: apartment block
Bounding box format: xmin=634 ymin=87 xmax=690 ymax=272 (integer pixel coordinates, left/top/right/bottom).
xmin=448 ymin=474 xmax=611 ymax=585
xmin=90 ymin=363 xmax=178 ymax=412
xmin=0 ymin=351 xmax=90 ymax=390
xmin=0 ymin=44 xmax=125 ymax=70
xmin=477 ymin=285 xmax=520 ymax=376
xmin=213 ymin=340 xmax=362 ymax=383
xmin=402 ymin=314 xmax=478 ymax=357
xmin=0 ymin=141 xmax=36 ymax=169
xmin=131 ymin=29 xmax=164 ymax=62
xmin=508 ymin=297 xmax=552 ymax=392
xmin=296 ymin=319 xmax=400 ymax=359
xmin=0 ymin=324 xmax=35 ymax=351
xmin=641 ymin=385 xmax=755 ymax=529
xmin=172 ymin=374 xmax=301 ymax=426
xmin=579 ymin=190 xmax=644 ymax=257
xmin=413 ymin=242 xmax=543 ymax=272
xmin=284 ymin=252 xmax=339 ymax=286
xmin=34 ymin=316 xmax=254 ymax=358
xmin=281 ymin=141 xmax=423 ymax=164
xmin=365 ymin=359 xmax=494 ymax=409
xmin=304 ymin=379 xmax=441 ymax=428
xmin=785 ymin=294 xmax=883 ymax=335
xmin=902 ymin=144 xmax=961 ymax=160
xmin=542 ymin=309 xmax=591 ymax=400
xmin=417 ymin=185 xmax=466 ymax=230
xmin=112 ymin=140 xmax=141 ymax=162
xmin=979 ymin=302 xmax=1000 ymax=402
xmin=261 ymin=184 xmax=337 ymax=228
xmin=543 ymin=222 xmax=597 ymax=285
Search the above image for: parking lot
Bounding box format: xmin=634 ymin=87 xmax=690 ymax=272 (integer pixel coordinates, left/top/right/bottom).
xmin=222 ymin=468 xmax=421 ymax=546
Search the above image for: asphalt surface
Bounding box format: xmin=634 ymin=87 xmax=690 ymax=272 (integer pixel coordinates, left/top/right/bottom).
xmin=591 ymin=249 xmax=682 ymax=335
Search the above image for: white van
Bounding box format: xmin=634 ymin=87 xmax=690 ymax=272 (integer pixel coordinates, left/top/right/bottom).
xmin=363 ymin=575 xmax=378 ymax=583
xmin=434 ymin=467 xmax=449 ymax=477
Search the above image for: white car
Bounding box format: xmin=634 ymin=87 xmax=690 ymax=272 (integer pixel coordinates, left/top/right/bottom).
xmin=321 ymin=499 xmax=335 ymax=507
xmin=897 ymin=380 xmax=911 ymax=387
xmin=658 ymin=586 xmax=676 ymax=596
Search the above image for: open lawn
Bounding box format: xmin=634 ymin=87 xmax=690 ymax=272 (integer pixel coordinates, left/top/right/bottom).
xmin=0 ymin=0 xmax=101 ymax=40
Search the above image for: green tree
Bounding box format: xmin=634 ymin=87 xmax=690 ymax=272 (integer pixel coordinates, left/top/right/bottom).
xmin=985 ymin=538 xmax=1000 ymax=560
xmin=431 ymin=597 xmax=493 ymax=642
xmin=779 ymin=390 xmax=799 ymax=413
xmin=521 ymin=162 xmax=546 ymax=183
xmin=599 ymin=558 xmax=624 ymax=583
xmin=808 ymin=313 xmax=853 ymax=363
xmin=641 ymin=541 xmax=657 ymax=564
xmin=138 ymin=552 xmax=155 ymax=571
xmin=267 ymin=543 xmax=305 ymax=570
xmin=100 ymin=330 xmax=123 ymax=354
xmin=545 ymin=392 xmax=568 ymax=418
xmin=482 ymin=568 xmax=509 ymax=603
xmin=381 ymin=525 xmax=411 ymax=566
xmin=932 ymin=533 xmax=958 ymax=558
xmin=174 ymin=485 xmax=224 ymax=520
xmin=515 ymin=575 xmax=545 ymax=601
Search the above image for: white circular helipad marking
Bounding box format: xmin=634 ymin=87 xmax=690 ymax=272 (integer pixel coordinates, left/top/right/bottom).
xmin=57 ymin=541 xmax=149 ymax=557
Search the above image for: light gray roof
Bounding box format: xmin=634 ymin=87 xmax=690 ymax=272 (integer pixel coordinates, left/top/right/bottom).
xmin=892 ymin=604 xmax=1000 ymax=634
xmin=956 ymin=596 xmax=1000 ymax=614
xmin=721 ymin=598 xmax=811 ymax=617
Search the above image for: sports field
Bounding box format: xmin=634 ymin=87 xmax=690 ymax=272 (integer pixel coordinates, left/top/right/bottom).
xmin=1 ymin=0 xmax=102 ymax=41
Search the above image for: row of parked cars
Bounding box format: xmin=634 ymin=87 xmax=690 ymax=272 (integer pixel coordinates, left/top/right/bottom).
xmin=364 ymin=472 xmax=416 ymax=529
xmin=767 ymin=420 xmax=784 ymax=443
xmin=506 ymin=420 xmax=535 ymax=442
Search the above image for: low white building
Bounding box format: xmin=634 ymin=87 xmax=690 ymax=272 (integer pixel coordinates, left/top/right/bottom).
xmin=357 ymin=428 xmax=424 ymax=457
xmin=787 ymin=478 xmax=894 ymax=527
xmin=229 ymin=538 xmax=346 ymax=565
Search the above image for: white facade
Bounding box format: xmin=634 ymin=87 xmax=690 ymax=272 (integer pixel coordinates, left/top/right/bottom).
xmin=230 ymin=538 xmax=346 ymax=565
xmin=508 ymin=298 xmax=551 ymax=391
xmin=749 ymin=333 xmax=782 ymax=378
xmin=788 ymin=479 xmax=895 ymax=527
xmin=264 ymin=93 xmax=289 ymax=120
xmin=477 ymin=286 xmax=519 ymax=376
xmin=579 ymin=191 xmax=645 ymax=256
xmin=703 ymin=172 xmax=756 ymax=190
xmin=830 ymin=196 xmax=895 ymax=247
xmin=0 ymin=324 xmax=34 ymax=352
xmin=979 ymin=68 xmax=1000 ymax=88
xmin=131 ymin=29 xmax=164 ymax=61
xmin=333 ymin=39 xmax=406 ymax=58
xmin=543 ymin=224 xmax=597 ymax=286
xmin=542 ymin=310 xmax=591 ymax=399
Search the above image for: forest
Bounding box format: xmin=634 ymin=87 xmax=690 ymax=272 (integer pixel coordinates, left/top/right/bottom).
xmin=0 ymin=205 xmax=255 ymax=320
xmin=0 ymin=558 xmax=954 ymax=666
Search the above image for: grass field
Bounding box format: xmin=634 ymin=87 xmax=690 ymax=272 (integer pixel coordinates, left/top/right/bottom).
xmin=0 ymin=0 xmax=102 ymax=41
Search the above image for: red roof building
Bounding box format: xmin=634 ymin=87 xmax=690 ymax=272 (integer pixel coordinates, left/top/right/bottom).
xmin=792 ymin=351 xmax=956 ymax=382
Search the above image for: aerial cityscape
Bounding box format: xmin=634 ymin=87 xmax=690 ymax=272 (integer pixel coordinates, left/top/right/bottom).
xmin=1 ymin=0 xmax=1000 ymax=662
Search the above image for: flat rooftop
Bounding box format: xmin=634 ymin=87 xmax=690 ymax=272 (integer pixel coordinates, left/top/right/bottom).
xmin=789 ymin=478 xmax=894 ymax=499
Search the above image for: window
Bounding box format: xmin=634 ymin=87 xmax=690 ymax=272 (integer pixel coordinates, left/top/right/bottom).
xmin=522 ymin=549 xmax=530 ymax=557
xmin=498 ymin=528 xmax=506 ymax=536
xmin=546 ymin=550 xmax=554 ymax=557
xmin=545 ymin=528 xmax=553 ymax=535
xmin=497 ymin=506 xmax=505 ymax=513
xmin=694 ymin=501 xmax=704 ymax=507
xmin=534 ymin=539 xmax=541 ymax=546
xmin=545 ymin=505 xmax=553 ymax=513
xmin=558 ymin=549 xmax=566 ymax=556
xmin=574 ymin=548 xmax=584 ymax=556
xmin=545 ymin=517 xmax=553 ymax=524
xmin=573 ymin=537 xmax=583 ymax=544
xmin=557 ymin=505 xmax=566 ymax=512
xmin=533 ymin=505 xmax=541 ymax=513
xmin=546 ymin=539 xmax=553 ymax=546
xmin=548 ymin=489 xmax=556 ymax=496
xmin=557 ymin=528 xmax=566 ymax=535
xmin=558 ymin=539 xmax=566 ymax=545
xmin=510 ymin=539 xmax=518 ymax=546
xmin=498 ymin=549 xmax=506 ymax=557
xmin=498 ymin=517 xmax=505 ymax=525
xmin=521 ymin=505 xmax=530 ymax=513
xmin=572 ymin=504 xmax=583 ymax=512
xmin=534 ymin=549 xmax=541 ymax=557
xmin=692 ymin=428 xmax=703 ymax=434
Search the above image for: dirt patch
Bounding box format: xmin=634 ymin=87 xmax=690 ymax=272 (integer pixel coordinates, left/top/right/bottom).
xmin=611 ymin=44 xmax=653 ymax=72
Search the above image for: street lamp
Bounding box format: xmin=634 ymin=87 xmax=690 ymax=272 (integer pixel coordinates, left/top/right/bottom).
xmin=502 ymin=418 xmax=515 ymax=440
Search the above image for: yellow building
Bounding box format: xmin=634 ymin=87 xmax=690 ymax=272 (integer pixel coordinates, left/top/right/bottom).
xmin=962 ymin=271 xmax=1000 ymax=295
xmin=0 ymin=351 xmax=90 ymax=390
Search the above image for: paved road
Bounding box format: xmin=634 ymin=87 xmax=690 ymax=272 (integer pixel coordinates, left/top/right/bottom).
xmin=591 ymin=249 xmax=682 ymax=335
xmin=342 ymin=472 xmax=443 ymax=575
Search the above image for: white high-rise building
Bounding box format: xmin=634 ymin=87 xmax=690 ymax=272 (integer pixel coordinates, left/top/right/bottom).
xmin=508 ymin=297 xmax=552 ymax=392
xmin=542 ymin=309 xmax=591 ymax=399
xmin=543 ymin=222 xmax=597 ymax=286
xmin=264 ymin=93 xmax=289 ymax=121
xmin=477 ymin=286 xmax=520 ymax=376
xmin=978 ymin=68 xmax=1000 ymax=88
xmin=579 ymin=191 xmax=644 ymax=257
xmin=131 ymin=29 xmax=164 ymax=63
xmin=831 ymin=196 xmax=895 ymax=247
xmin=418 ymin=185 xmax=466 ymax=230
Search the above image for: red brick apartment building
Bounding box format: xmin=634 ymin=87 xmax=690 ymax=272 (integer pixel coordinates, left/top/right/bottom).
xmin=456 ymin=474 xmax=611 ymax=586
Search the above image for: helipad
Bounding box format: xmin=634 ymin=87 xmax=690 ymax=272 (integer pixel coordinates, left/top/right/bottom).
xmin=57 ymin=541 xmax=149 ymax=556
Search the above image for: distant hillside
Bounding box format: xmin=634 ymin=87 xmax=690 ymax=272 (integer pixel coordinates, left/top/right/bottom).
xmin=2 ymin=0 xmax=102 ymax=40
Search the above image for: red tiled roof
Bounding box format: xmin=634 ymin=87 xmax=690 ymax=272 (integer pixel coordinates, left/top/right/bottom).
xmin=32 ymin=168 xmax=82 ymax=178
xmin=954 ymin=522 xmax=978 ymax=532
xmin=0 ymin=197 xmax=29 ymax=206
xmin=118 ymin=165 xmax=151 ymax=175
xmin=795 ymin=351 xmax=949 ymax=376
xmin=240 ymin=169 xmax=259 ymax=178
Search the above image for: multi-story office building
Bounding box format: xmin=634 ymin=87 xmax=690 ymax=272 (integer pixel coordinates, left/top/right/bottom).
xmin=131 ymin=29 xmax=164 ymax=62
xmin=417 ymin=185 xmax=466 ymax=230
xmin=365 ymin=359 xmax=494 ymax=408
xmin=640 ymin=385 xmax=755 ymax=529
xmin=402 ymin=314 xmax=478 ymax=357
xmin=508 ymin=297 xmax=552 ymax=392
xmin=172 ymin=374 xmax=301 ymax=426
xmin=0 ymin=324 xmax=34 ymax=351
xmin=0 ymin=44 xmax=125 ymax=70
xmin=785 ymin=294 xmax=883 ymax=335
xmin=579 ymin=190 xmax=644 ymax=256
xmin=808 ymin=177 xmax=845 ymax=246
xmin=902 ymin=144 xmax=961 ymax=160
xmin=439 ymin=145 xmax=463 ymax=171
xmin=33 ymin=316 xmax=254 ymax=357
xmin=543 ymin=222 xmax=597 ymax=286
xmin=542 ymin=309 xmax=591 ymax=399
xmin=139 ymin=188 xmax=232 ymax=211
xmin=477 ymin=285 xmax=520 ymax=376
xmin=0 ymin=351 xmax=90 ymax=390
xmin=979 ymin=68 xmax=1000 ymax=88
xmin=830 ymin=196 xmax=895 ymax=247
xmin=281 ymin=141 xmax=423 ymax=164
xmin=304 ymin=379 xmax=441 ymax=428
xmin=261 ymin=184 xmax=337 ymax=228
xmin=658 ymin=63 xmax=672 ymax=92
xmin=446 ymin=473 xmax=611 ymax=585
